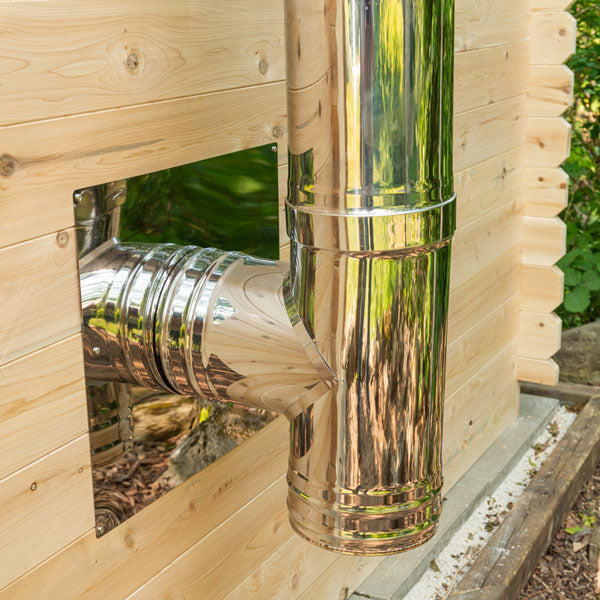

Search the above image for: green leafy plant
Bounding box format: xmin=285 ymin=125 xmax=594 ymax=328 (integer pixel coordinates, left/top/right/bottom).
xmin=557 ymin=0 xmax=600 ymax=327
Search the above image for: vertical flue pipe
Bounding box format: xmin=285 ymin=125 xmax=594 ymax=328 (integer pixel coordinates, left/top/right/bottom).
xmin=284 ymin=0 xmax=456 ymax=554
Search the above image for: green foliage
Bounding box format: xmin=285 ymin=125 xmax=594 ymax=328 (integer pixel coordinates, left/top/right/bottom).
xmin=557 ymin=0 xmax=600 ymax=327
xmin=120 ymin=145 xmax=280 ymax=259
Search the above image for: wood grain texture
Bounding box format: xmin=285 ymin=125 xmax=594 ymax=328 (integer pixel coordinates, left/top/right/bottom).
xmin=529 ymin=65 xmax=574 ymax=117
xmin=0 ymin=335 xmax=87 ymax=480
xmin=449 ymin=246 xmax=521 ymax=341
xmin=454 ymin=96 xmax=527 ymax=173
xmin=521 ymin=265 xmax=564 ymax=313
xmin=0 ymin=416 xmax=290 ymax=600
xmin=524 ymin=167 xmax=569 ymax=217
xmin=519 ymin=311 xmax=562 ymax=359
xmin=518 ymin=357 xmax=560 ymax=385
xmin=522 ymin=216 xmax=567 ymax=267
xmin=446 ymin=294 xmax=521 ymax=398
xmin=455 ymin=42 xmax=529 ymax=114
xmin=526 ymin=117 xmax=572 ymax=168
xmin=0 ymin=83 xmax=287 ymax=250
xmin=532 ymin=0 xmax=574 ymax=9
xmin=0 ymin=229 xmax=81 ymax=365
xmin=0 ymin=0 xmax=285 ymax=127
xmin=451 ymin=197 xmax=523 ymax=288
xmin=455 ymin=0 xmax=530 ymax=52
xmin=444 ymin=341 xmax=520 ymax=472
xmin=0 ymin=434 xmax=94 ymax=590
xmin=531 ymin=11 xmax=577 ymax=65
xmin=455 ymin=147 xmax=523 ymax=229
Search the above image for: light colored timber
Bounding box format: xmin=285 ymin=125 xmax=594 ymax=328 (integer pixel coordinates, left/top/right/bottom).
xmin=454 ymin=96 xmax=527 ymax=173
xmin=524 ymin=167 xmax=569 ymax=217
xmin=0 ymin=335 xmax=87 ymax=480
xmin=522 ymin=216 xmax=567 ymax=267
xmin=0 ymin=229 xmax=81 ymax=366
xmin=0 ymin=434 xmax=94 ymax=590
xmin=451 ymin=197 xmax=523 ymax=289
xmin=446 ymin=293 xmax=521 ymax=398
xmin=0 ymin=0 xmax=285 ymax=127
xmin=1 ymin=291 xmax=522 ymax=599
xmin=0 ymin=83 xmax=288 ymax=251
xmin=531 ymin=11 xmax=577 ymax=65
xmin=0 ymin=416 xmax=290 ymax=600
xmin=529 ymin=65 xmax=574 ymax=117
xmin=454 ymin=42 xmax=529 ymax=114
xmin=526 ymin=117 xmax=572 ymax=169
xmin=518 ymin=357 xmax=560 ymax=385
xmin=455 ymin=0 xmax=530 ymax=52
xmin=519 ymin=311 xmax=562 ymax=360
xmin=455 ymin=147 xmax=524 ymax=229
xmin=532 ymin=0 xmax=574 ymax=10
xmin=443 ymin=342 xmax=520 ymax=475
xmin=521 ymin=265 xmax=564 ymax=313
xmin=449 ymin=246 xmax=521 ymax=342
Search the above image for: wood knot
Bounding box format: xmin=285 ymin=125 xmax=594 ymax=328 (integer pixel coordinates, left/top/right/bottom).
xmin=30 ymin=482 xmax=37 ymax=491
xmin=56 ymin=230 xmax=70 ymax=248
xmin=0 ymin=154 xmax=17 ymax=177
xmin=258 ymin=58 xmax=268 ymax=75
xmin=272 ymin=125 xmax=283 ymax=139
xmin=126 ymin=52 xmax=140 ymax=72
xmin=538 ymin=176 xmax=545 ymax=182
xmin=558 ymin=28 xmax=567 ymax=37
xmin=501 ymin=167 xmax=507 ymax=179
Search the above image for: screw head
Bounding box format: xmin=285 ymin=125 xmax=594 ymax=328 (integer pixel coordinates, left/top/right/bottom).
xmin=92 ymin=346 xmax=101 ymax=357
xmin=56 ymin=231 xmax=70 ymax=248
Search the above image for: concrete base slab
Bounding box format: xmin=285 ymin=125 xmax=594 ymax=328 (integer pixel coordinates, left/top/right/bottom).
xmin=351 ymin=394 xmax=559 ymax=600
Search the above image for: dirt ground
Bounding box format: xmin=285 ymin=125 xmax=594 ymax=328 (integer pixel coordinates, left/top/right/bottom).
xmin=519 ymin=462 xmax=600 ymax=599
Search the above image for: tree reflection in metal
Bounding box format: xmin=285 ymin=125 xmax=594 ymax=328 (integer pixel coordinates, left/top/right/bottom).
xmin=77 ymin=0 xmax=456 ymax=556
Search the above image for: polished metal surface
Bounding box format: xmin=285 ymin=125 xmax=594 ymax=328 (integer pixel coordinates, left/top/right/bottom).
xmin=81 ymin=242 xmax=329 ymax=417
xmin=283 ymin=0 xmax=456 ymax=553
xmin=77 ymin=0 xmax=456 ymax=555
xmin=74 ymin=182 xmax=126 ymax=259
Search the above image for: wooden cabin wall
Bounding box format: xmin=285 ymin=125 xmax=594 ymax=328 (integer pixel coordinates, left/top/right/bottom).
xmin=0 ymin=0 xmax=573 ymax=598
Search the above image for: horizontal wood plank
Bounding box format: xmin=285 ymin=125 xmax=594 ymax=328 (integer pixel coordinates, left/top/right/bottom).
xmin=519 ymin=311 xmax=562 ymax=360
xmin=532 ymin=0 xmax=574 ymax=9
xmin=0 ymin=434 xmax=94 ymax=590
xmin=444 ymin=341 xmax=520 ymax=471
xmin=0 ymin=416 xmax=290 ymax=599
xmin=451 ymin=197 xmax=523 ymax=288
xmin=449 ymin=246 xmax=521 ymax=341
xmin=526 ymin=117 xmax=571 ymax=168
xmin=0 ymin=335 xmax=87 ymax=480
xmin=528 ymin=65 xmax=574 ymax=117
xmin=455 ymin=42 xmax=529 ymax=114
xmin=455 ymin=96 xmax=527 ymax=173
xmin=521 ymin=265 xmax=564 ymax=313
xmin=531 ymin=11 xmax=577 ymax=65
xmin=455 ymin=147 xmax=523 ymax=229
xmin=0 ymin=83 xmax=287 ymax=250
xmin=455 ymin=0 xmax=530 ymax=52
xmin=522 ymin=216 xmax=566 ymax=267
xmin=446 ymin=293 xmax=521 ymax=397
xmin=518 ymin=357 xmax=560 ymax=385
xmin=0 ymin=0 xmax=285 ymax=127
xmin=524 ymin=167 xmax=569 ymax=217
xmin=0 ymin=230 xmax=81 ymax=365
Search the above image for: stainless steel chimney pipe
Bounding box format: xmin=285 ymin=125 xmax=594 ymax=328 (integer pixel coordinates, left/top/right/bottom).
xmin=78 ymin=0 xmax=455 ymax=556
xmin=283 ymin=0 xmax=455 ymax=553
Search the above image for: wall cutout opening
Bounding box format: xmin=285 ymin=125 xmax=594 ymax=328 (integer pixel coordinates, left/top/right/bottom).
xmin=74 ymin=144 xmax=280 ymax=537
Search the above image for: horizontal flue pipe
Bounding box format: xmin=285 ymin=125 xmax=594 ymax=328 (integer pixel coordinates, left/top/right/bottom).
xmin=78 ymin=0 xmax=456 ymax=555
